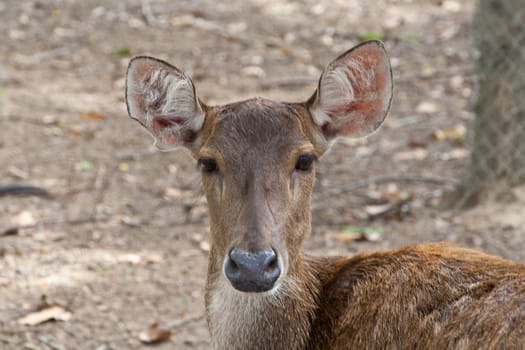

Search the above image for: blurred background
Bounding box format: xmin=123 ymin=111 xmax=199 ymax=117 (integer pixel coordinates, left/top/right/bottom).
xmin=1 ymin=0 xmax=524 ymax=349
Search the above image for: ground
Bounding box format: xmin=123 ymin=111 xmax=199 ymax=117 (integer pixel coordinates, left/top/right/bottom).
xmin=1 ymin=1 xmax=524 ymax=349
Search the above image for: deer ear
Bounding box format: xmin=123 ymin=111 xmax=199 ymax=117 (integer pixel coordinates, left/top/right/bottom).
xmin=125 ymin=56 xmax=205 ymax=150
xmin=308 ymin=41 xmax=393 ymax=140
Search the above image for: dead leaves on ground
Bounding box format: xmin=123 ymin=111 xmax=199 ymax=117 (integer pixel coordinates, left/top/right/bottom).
xmin=80 ymin=112 xmax=106 ymax=121
xmin=138 ymin=322 xmax=172 ymax=344
xmin=18 ymin=300 xmax=173 ymax=346
xmin=41 ymin=111 xmax=107 ymax=141
xmin=433 ymin=124 xmax=466 ymax=143
xmin=365 ymin=184 xmax=414 ymax=221
xmin=18 ymin=297 xmax=72 ymax=326
xmin=393 ymin=123 xmax=468 ymax=162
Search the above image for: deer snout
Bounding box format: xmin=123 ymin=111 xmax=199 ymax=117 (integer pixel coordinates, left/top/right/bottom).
xmin=224 ymin=248 xmax=281 ymax=293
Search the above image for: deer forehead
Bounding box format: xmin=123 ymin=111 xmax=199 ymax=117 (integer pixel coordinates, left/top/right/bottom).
xmin=199 ymin=98 xmax=314 ymax=165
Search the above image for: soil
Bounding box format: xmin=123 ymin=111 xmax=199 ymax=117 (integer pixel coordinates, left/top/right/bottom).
xmin=1 ymin=1 xmax=524 ymax=349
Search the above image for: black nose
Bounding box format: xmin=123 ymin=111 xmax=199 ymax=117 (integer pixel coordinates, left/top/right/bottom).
xmin=224 ymin=248 xmax=281 ymax=292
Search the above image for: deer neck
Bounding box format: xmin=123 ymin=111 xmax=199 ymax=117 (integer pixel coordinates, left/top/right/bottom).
xmin=205 ymin=252 xmax=324 ymax=350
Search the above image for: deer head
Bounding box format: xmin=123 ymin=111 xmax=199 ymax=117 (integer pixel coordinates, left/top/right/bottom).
xmin=125 ymin=41 xmax=393 ymax=294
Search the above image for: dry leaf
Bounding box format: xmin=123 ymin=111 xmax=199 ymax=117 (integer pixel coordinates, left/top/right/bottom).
xmin=241 ymin=66 xmax=266 ymax=78
xmin=117 ymin=253 xmax=163 ymax=265
xmin=326 ymin=226 xmax=384 ymax=243
xmin=118 ymin=253 xmax=142 ymax=265
xmin=41 ymin=115 xmax=59 ymax=125
xmin=164 ymin=187 xmax=193 ymax=199
xmin=393 ymin=148 xmax=428 ymax=161
xmin=438 ymin=148 xmax=469 ymax=161
xmin=18 ymin=305 xmax=72 ymax=326
xmin=326 ymin=231 xmax=361 ymax=243
xmin=442 ymin=0 xmax=461 ymax=12
xmin=191 ymin=233 xmax=204 ymax=242
xmin=416 ymin=101 xmax=439 ymax=114
xmin=121 ymin=216 xmax=141 ymax=227
xmin=365 ymin=203 xmax=395 ymax=217
xmin=139 ymin=322 xmax=171 ymax=344
xmin=7 ymin=165 xmax=29 ymax=179
xmin=0 ymin=277 xmax=10 ymax=287
xmin=199 ymin=241 xmax=211 ymax=252
xmin=81 ymin=112 xmax=106 ymax=121
xmin=433 ymin=124 xmax=466 ymax=142
xmin=12 ymin=211 xmax=36 ymax=227
xmin=408 ymin=139 xmax=427 ymax=148
xmin=381 ymin=184 xmax=405 ymax=201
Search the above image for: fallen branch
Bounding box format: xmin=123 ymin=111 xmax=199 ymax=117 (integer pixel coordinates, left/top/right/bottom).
xmin=173 ymin=16 xmax=283 ymax=47
xmin=0 ymin=216 xmax=111 ymax=237
xmin=0 ymin=184 xmax=51 ymax=198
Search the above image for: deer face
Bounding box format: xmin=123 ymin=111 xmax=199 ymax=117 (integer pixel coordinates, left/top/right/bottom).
xmin=195 ymin=100 xmax=322 ymax=292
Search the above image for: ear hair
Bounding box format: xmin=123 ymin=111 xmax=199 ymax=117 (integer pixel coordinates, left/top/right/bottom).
xmin=125 ymin=56 xmax=205 ymax=150
xmin=308 ymin=40 xmax=393 ymax=140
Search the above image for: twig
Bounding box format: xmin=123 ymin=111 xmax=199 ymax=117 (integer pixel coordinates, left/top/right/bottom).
xmin=38 ymin=336 xmax=65 ymax=350
xmin=168 ymin=313 xmax=205 ymax=329
xmin=0 ymin=227 xmax=18 ymax=237
xmin=91 ymin=164 xmax=108 ymax=217
xmin=0 ymin=184 xmax=52 ymax=198
xmin=0 ymin=216 xmax=111 ymax=236
xmin=322 ymin=174 xmax=458 ymax=196
xmin=141 ymin=0 xmax=156 ymax=26
xmin=177 ymin=17 xmax=283 ymax=47
xmin=93 ymin=165 xmax=107 ymax=192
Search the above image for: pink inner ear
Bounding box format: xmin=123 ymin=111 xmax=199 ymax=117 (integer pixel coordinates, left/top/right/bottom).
xmin=319 ymin=43 xmax=391 ymax=138
xmin=152 ymin=115 xmax=186 ymax=131
xmin=152 ymin=115 xmax=197 ymax=144
xmin=341 ymin=48 xmax=385 ymax=121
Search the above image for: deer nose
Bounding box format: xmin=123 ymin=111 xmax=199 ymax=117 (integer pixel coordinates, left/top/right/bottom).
xmin=224 ymin=248 xmax=281 ymax=292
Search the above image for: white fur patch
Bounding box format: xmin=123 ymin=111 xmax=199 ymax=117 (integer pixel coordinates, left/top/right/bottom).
xmin=208 ymin=276 xmax=305 ymax=350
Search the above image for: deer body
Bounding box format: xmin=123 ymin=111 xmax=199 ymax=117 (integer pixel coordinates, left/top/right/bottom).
xmin=208 ymin=245 xmax=525 ymax=350
xmin=125 ymin=41 xmax=525 ymax=349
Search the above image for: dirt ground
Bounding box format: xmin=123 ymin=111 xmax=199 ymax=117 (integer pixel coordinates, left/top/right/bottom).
xmin=1 ymin=0 xmax=525 ymax=349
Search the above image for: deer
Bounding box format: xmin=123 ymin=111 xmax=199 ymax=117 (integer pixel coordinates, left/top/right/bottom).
xmin=125 ymin=41 xmax=525 ymax=350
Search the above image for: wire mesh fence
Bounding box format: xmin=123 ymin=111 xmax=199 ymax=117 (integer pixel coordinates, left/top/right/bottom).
xmin=455 ymin=0 xmax=525 ymax=208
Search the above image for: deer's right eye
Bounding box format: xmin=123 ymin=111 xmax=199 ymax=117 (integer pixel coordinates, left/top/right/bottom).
xmin=198 ymin=158 xmax=219 ymax=173
xmin=295 ymin=154 xmax=315 ymax=172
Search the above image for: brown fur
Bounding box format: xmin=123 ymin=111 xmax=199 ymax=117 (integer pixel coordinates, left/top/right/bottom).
xmin=306 ymin=244 xmax=525 ymax=349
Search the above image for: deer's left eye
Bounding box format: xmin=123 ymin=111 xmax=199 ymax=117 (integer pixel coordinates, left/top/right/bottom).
xmin=295 ymin=154 xmax=315 ymax=171
xmin=198 ymin=158 xmax=219 ymax=173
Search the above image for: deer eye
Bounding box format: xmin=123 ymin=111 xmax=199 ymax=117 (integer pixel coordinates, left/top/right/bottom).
xmin=295 ymin=154 xmax=315 ymax=171
xmin=198 ymin=158 xmax=219 ymax=173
